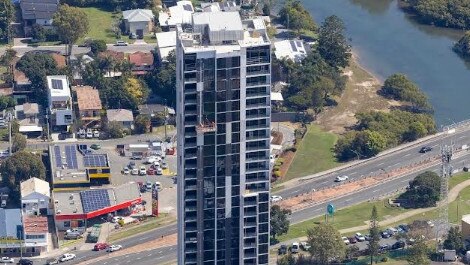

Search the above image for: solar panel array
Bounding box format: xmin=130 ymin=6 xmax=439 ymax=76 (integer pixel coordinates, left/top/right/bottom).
xmin=51 ymin=79 xmax=63 ymax=90
xmin=65 ymin=145 xmax=78 ymax=169
xmin=80 ymin=189 xmax=111 ymax=213
xmin=83 ymin=154 xmax=107 ymax=167
xmin=54 ymin=146 xmax=62 ymax=167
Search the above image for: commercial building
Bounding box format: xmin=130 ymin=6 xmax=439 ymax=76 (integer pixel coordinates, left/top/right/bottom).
xmin=49 ymin=144 xmax=111 ymax=189
xmin=158 ymin=1 xmax=194 ymax=31
xmin=53 ymin=183 xmax=141 ymax=231
xmin=176 ymin=12 xmax=271 ymax=265
xmin=47 ymin=75 xmax=73 ymax=130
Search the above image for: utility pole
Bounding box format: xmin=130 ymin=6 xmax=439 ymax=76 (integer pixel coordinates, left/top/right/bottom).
xmin=164 ymin=99 xmax=168 ymax=140
xmin=436 ymin=144 xmax=453 ymax=253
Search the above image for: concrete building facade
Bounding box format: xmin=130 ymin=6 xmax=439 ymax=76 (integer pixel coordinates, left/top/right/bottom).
xmin=176 ymin=11 xmax=271 ymax=265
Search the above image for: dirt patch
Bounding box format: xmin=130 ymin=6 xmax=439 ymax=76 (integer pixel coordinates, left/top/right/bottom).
xmin=271 ymin=131 xmax=283 ymax=145
xmin=315 ymin=53 xmax=403 ymax=134
xmin=275 ymin=150 xmax=295 ymax=181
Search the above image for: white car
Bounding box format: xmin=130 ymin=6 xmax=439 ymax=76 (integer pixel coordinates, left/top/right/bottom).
xmin=161 ymin=162 xmax=168 ymax=169
xmin=355 ymin=232 xmax=366 ymax=242
xmin=93 ymin=130 xmax=100 ymax=138
xmin=387 ymin=227 xmax=398 ymax=235
xmin=156 ymin=167 xmax=163 ymax=175
xmin=270 ymin=195 xmax=282 ymax=202
xmin=335 ymin=175 xmax=349 ymax=182
xmin=300 ymin=241 xmax=311 ymax=251
xmin=146 ymin=156 xmax=157 ymax=164
xmin=154 ymin=181 xmax=162 ymax=191
xmin=291 ymin=242 xmax=300 ymax=253
xmin=111 ymin=216 xmax=123 ymax=223
xmin=115 ymin=40 xmax=128 ymax=46
xmin=153 ymin=161 xmax=161 ymax=168
xmin=122 ymin=167 xmax=130 ymax=175
xmin=131 ymin=168 xmax=139 ymax=175
xmin=342 ymin=236 xmax=350 ymax=245
xmin=59 ymin=253 xmax=76 ymax=262
xmin=107 ymin=245 xmax=122 ymax=252
xmin=139 ymin=166 xmax=146 ymax=175
xmin=0 ymin=257 xmax=13 ymax=263
xmin=86 ymin=129 xmax=93 ymax=139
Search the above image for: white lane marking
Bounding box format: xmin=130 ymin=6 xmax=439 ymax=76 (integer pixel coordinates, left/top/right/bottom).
xmin=377 ymin=162 xmax=384 ymax=166
xmin=392 ymin=163 xmax=400 ymax=167
xmin=459 ymin=135 xmax=466 ymax=139
xmin=158 ymin=251 xmax=163 ymax=254
xmin=400 ymin=179 xmax=409 ymax=183
xmin=372 ymin=190 xmax=380 ymax=193
xmin=319 ymin=180 xmax=329 ymax=185
xmin=292 ymin=189 xmax=301 ymax=193
xmin=147 ymin=253 xmax=152 ymax=257
xmin=350 ymin=171 xmax=357 ymax=175
xmin=404 ymin=153 xmax=411 ymax=157
xmin=345 ymin=198 xmax=351 ymax=202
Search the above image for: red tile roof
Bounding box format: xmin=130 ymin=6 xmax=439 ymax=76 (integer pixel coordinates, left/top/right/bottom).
xmin=128 ymin=51 xmax=154 ymax=66
xmin=74 ymin=86 xmax=102 ymax=110
xmin=98 ymin=50 xmax=126 ymax=61
xmin=23 ymin=216 xmax=48 ymax=234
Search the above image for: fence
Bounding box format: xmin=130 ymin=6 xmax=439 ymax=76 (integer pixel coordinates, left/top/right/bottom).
xmin=271 ymin=112 xmax=301 ymax=122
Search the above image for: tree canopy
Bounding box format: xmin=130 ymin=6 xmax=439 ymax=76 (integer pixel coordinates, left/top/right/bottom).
xmin=318 ymin=15 xmax=351 ymax=69
xmin=145 ymin=50 xmax=176 ymax=106
xmin=402 ymin=0 xmax=470 ymax=29
xmin=11 ymin=134 xmax=27 ymax=153
xmin=454 ymin=31 xmax=470 ymax=58
xmin=0 ymin=151 xmax=46 ymax=203
xmin=278 ymin=0 xmax=316 ymax=33
xmin=406 ymin=236 xmax=430 ymax=265
xmin=369 ymin=206 xmax=381 ymax=265
xmin=270 ymin=205 xmax=291 ymax=241
xmin=381 ymin=74 xmax=432 ymax=112
xmin=443 ymin=226 xmax=464 ymax=253
xmin=53 ymin=4 xmax=89 ymax=55
xmin=400 ymin=171 xmax=441 ymax=208
xmin=307 ymin=223 xmax=346 ymax=264
xmin=0 ymin=0 xmax=14 ymax=43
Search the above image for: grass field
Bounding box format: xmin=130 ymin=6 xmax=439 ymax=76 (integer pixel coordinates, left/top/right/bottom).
xmin=283 ymin=124 xmax=340 ymax=182
xmin=79 ymin=7 xmax=121 ymax=44
xmin=278 ymin=172 xmax=470 ymax=242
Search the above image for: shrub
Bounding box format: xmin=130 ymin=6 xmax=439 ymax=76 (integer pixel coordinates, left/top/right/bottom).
xmin=273 ymin=170 xmax=282 ymax=178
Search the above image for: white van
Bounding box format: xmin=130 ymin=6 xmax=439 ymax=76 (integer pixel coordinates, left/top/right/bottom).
xmin=291 ymin=242 xmax=300 ymax=253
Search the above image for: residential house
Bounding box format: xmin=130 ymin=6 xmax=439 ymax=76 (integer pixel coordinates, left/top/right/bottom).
xmin=122 ymin=9 xmax=155 ymax=38
xmin=98 ymin=51 xmax=124 ymax=78
xmin=47 ymin=75 xmax=73 ymax=130
xmin=158 ymin=1 xmax=194 ymax=31
xmin=20 ymin=0 xmax=59 ymax=35
xmin=70 ymin=55 xmax=94 ymax=85
xmin=138 ymin=104 xmax=175 ymax=127
xmin=12 ymin=69 xmax=32 ymax=103
xmin=128 ymin=51 xmax=154 ymax=75
xmin=106 ymin=109 xmax=134 ymax=130
xmin=155 ymin=31 xmax=176 ymax=63
xmin=201 ymin=1 xmax=239 ymax=12
xmin=273 ymin=40 xmax=308 ymax=63
xmin=0 ymin=209 xmax=25 ymax=256
xmin=23 ymin=216 xmax=49 ymax=254
xmin=20 ymin=177 xmax=51 ymax=216
xmin=14 ymin=103 xmax=43 ymax=137
xmin=74 ymin=86 xmax=102 ymax=128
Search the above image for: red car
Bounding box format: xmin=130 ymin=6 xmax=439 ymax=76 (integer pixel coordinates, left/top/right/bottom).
xmin=94 ymin=243 xmax=109 ymax=251
xmin=147 ymin=168 xmax=155 ymax=175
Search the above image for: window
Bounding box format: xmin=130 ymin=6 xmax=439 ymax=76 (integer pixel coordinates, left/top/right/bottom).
xmin=25 ymin=234 xmax=45 ymax=239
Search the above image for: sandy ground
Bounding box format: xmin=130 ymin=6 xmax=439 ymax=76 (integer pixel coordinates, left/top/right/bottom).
xmin=316 ymin=52 xmax=402 ymax=134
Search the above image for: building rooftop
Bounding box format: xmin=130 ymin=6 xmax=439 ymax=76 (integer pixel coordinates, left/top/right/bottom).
xmin=74 ymin=86 xmax=102 ymax=111
xmin=138 ymin=104 xmax=175 ymax=116
xmin=123 ymin=9 xmax=154 ymax=22
xmin=22 ymin=103 xmax=39 ymax=115
xmin=54 ymin=183 xmax=141 ymax=219
xmin=273 ymin=40 xmax=307 ymax=63
xmin=23 ymin=216 xmax=48 ymax=234
xmin=156 ymin=31 xmax=176 ymax=48
xmin=13 ymin=69 xmax=31 ymax=85
xmin=201 ymin=1 xmax=238 ymax=12
xmin=158 ymin=0 xmax=194 ymax=27
xmin=107 ymin=109 xmax=134 ymax=122
xmin=21 ymin=177 xmax=50 ymax=199
xmin=128 ymin=51 xmax=154 ymax=67
xmin=20 ymin=0 xmax=59 ymax=20
xmin=15 ymin=103 xmax=43 ymax=133
xmin=0 ymin=209 xmax=21 ymax=239
xmin=98 ymin=50 xmax=126 ymax=61
xmin=47 ymin=75 xmax=70 ymax=99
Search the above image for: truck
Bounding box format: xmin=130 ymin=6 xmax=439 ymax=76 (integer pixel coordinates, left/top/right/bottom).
xmin=86 ymin=224 xmax=101 ymax=243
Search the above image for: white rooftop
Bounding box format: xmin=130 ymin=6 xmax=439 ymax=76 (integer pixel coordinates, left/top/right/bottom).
xmin=123 ymin=9 xmax=154 ymax=22
xmin=158 ymin=0 xmax=194 ymax=27
xmin=21 ymin=177 xmax=50 ymax=199
xmin=156 ymin=31 xmax=176 ymax=48
xmin=271 ymin=91 xmax=284 ymax=101
xmin=463 ymin=214 xmax=470 ymax=224
xmin=47 ymin=75 xmax=70 ymax=98
xmin=274 ymin=40 xmax=307 ymax=63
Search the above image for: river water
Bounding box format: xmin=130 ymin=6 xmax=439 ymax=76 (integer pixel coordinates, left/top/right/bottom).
xmin=301 ymin=0 xmax=470 ymax=125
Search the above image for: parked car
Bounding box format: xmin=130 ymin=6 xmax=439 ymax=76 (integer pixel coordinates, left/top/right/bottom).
xmin=128 ymin=161 xmax=136 ymax=169
xmin=156 ymin=167 xmax=163 ymax=175
xmin=154 ymin=181 xmax=162 ymax=191
xmin=348 ymin=237 xmax=357 ymax=244
xmin=335 ymin=175 xmax=349 ymax=182
xmin=381 ymin=231 xmax=391 ymax=238
xmin=115 ymin=40 xmax=128 ymax=46
xmin=90 ymin=144 xmax=101 ymax=150
xmin=111 ymin=216 xmax=123 ymax=223
xmin=131 ymin=168 xmax=139 ymax=175
xmin=270 ymin=195 xmax=283 ymax=202
xmin=341 ymin=236 xmax=350 ymax=245
xmin=46 ymin=258 xmax=59 ymax=265
xmin=386 ymin=227 xmax=398 ymax=235
xmin=161 ymin=162 xmax=168 ymax=169
xmin=147 ymin=168 xmax=155 ymax=175
xmin=139 ymin=166 xmax=147 ymax=175
xmin=364 ymin=234 xmax=371 ymax=241
xmin=59 ymin=253 xmax=76 ymax=262
xmin=129 ymin=33 xmax=137 ymax=39
xmin=107 ymin=245 xmax=122 ymax=252
xmin=18 ymin=259 xmax=33 ymax=265
xmin=93 ymin=130 xmax=100 ymax=138
xmin=291 ymin=242 xmax=300 ymax=253
xmin=419 ymin=146 xmax=432 ymax=153
xmin=0 ymin=257 xmax=14 ymax=263
xmin=146 ymin=156 xmax=157 ymax=164
xmin=398 ymin=224 xmax=409 ymax=232
xmin=278 ymin=244 xmax=287 ymax=255
xmin=122 ymin=167 xmax=130 ymax=175
xmin=94 ymin=243 xmax=109 ymax=251
xmin=86 ymin=129 xmax=93 ymax=138
xmin=64 ymin=232 xmax=82 ymax=239
xmin=391 ymin=240 xmax=406 ymax=250
xmin=379 ymin=244 xmax=390 ymax=252
xmin=300 ymin=241 xmax=311 ymax=251
xmin=355 ymin=232 xmax=366 ymax=242
xmin=145 ymin=181 xmax=153 ymax=191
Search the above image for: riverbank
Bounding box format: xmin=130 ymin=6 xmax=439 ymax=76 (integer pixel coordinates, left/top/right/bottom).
xmin=315 ymin=51 xmax=402 ymax=134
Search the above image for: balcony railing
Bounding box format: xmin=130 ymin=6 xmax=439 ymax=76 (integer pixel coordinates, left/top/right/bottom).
xmin=196 ymin=120 xmax=216 ymax=134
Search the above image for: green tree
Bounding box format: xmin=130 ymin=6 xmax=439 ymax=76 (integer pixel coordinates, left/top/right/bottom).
xmin=407 ymin=236 xmax=430 ymax=265
xmin=31 ymin=24 xmax=47 ymax=42
xmin=307 ymin=223 xmax=346 ymax=264
xmin=0 ymin=95 xmax=16 ymax=111
xmin=0 ymin=0 xmax=14 ymax=43
xmin=454 ymin=31 xmax=470 ymax=58
xmin=87 ymin=39 xmax=107 ymax=55
xmin=134 ymin=115 xmax=150 ymax=134
xmin=53 ymin=4 xmax=89 ymax=57
xmin=401 ymin=171 xmax=441 ymax=208
xmin=104 ymin=121 xmax=125 ymax=139
xmin=346 ymin=245 xmax=360 ymax=260
xmin=405 ymin=121 xmax=427 ymax=141
xmin=443 ymin=226 xmax=464 ymax=252
xmin=278 ymin=0 xmax=316 ymax=33
xmin=0 ymin=48 xmax=16 ymax=66
xmin=369 ymin=206 xmax=381 ymax=265
xmin=0 ymin=151 xmax=46 ymax=203
xmin=402 ymin=0 xmax=470 ymax=29
xmin=381 ymin=73 xmax=432 ymax=112
xmin=145 ymin=50 xmax=176 ymax=105
xmin=277 ymin=253 xmax=296 ymax=265
xmin=270 ymin=205 xmax=291 ymax=241
xmin=318 ymin=15 xmax=351 ymax=69
xmin=11 ymin=133 xmax=26 ymax=153
xmin=124 ymin=77 xmax=149 ymax=106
